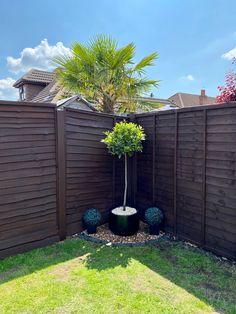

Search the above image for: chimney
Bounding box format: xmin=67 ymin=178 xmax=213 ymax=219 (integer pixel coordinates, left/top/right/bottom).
xmin=199 ymin=89 xmax=206 ymax=105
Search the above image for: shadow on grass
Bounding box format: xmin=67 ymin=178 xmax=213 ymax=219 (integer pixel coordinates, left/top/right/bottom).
xmin=85 ymin=240 xmax=236 ymax=313
xmin=0 ymin=237 xmax=235 ymax=313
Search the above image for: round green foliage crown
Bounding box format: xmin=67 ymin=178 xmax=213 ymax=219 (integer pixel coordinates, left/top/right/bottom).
xmin=102 ymin=121 xmax=146 ymax=158
xmin=83 ymin=208 xmax=101 ymax=226
xmin=144 ymin=207 xmax=164 ymax=226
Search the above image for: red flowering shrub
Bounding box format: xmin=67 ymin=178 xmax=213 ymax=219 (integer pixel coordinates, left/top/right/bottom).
xmin=216 ymin=59 xmax=236 ymax=103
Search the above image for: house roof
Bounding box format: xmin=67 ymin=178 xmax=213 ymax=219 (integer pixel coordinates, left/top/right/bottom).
xmin=13 ymin=69 xmax=54 ymax=88
xmin=136 ymin=96 xmax=174 ymax=106
xmin=168 ymin=92 xmax=215 ymax=108
xmin=28 ymin=74 xmax=97 ymax=110
xmin=56 ymin=95 xmax=97 ymax=111
xmin=156 ymin=104 xmax=178 ymax=111
xmin=32 ymin=79 xmax=62 ymax=103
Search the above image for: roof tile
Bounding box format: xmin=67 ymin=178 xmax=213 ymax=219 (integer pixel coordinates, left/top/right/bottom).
xmin=13 ymin=69 xmax=54 ymax=87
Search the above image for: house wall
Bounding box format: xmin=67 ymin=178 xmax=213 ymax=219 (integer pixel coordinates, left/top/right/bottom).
xmin=23 ymin=84 xmax=46 ymax=101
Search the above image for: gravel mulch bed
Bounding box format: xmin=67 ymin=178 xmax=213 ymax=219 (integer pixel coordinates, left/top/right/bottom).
xmin=80 ymin=221 xmax=165 ymax=247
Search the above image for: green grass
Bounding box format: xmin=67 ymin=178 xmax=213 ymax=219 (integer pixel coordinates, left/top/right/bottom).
xmin=0 ymin=238 xmax=235 ymax=314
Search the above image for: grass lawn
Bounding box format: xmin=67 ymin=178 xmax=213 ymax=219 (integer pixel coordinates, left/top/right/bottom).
xmin=0 ymin=238 xmax=235 ymax=314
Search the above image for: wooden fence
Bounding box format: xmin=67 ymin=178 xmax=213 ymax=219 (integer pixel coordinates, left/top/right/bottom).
xmin=62 ymin=108 xmax=124 ymax=236
xmin=135 ymin=102 xmax=236 ymax=260
xmin=0 ymin=101 xmax=125 ymax=258
xmin=0 ymin=101 xmax=59 ymax=258
xmin=0 ymin=100 xmax=235 ymax=260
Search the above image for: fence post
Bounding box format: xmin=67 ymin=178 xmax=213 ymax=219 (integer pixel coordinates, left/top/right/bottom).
xmin=173 ymin=111 xmax=178 ymax=236
xmin=201 ymin=109 xmax=207 ymax=246
xmin=56 ymin=109 xmax=66 ymax=240
xmin=152 ymin=114 xmax=156 ymax=206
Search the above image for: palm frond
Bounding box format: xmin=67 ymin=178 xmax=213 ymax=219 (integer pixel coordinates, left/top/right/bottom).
xmin=52 ymin=54 xmax=70 ymax=68
xmin=132 ymin=52 xmax=158 ymax=74
xmin=53 ymin=35 xmax=160 ymax=113
xmin=112 ymin=43 xmax=135 ymax=69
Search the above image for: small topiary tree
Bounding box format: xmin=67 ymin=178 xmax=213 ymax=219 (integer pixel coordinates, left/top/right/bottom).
xmin=102 ymin=121 xmax=145 ymax=211
xmin=83 ymin=208 xmax=101 ymax=234
xmin=144 ymin=207 xmax=163 ymax=226
xmin=83 ymin=208 xmax=101 ymax=227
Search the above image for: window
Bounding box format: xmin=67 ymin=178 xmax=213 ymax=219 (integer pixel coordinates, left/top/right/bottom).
xmin=19 ymin=86 xmax=25 ymax=101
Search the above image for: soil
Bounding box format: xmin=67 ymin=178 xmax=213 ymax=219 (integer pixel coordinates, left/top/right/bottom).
xmin=82 ymin=221 xmax=164 ymax=244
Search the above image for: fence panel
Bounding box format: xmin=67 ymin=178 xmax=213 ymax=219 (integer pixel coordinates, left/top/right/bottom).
xmin=176 ymin=110 xmax=205 ymax=244
xmin=156 ymin=113 xmax=176 ymax=233
xmin=135 ymin=103 xmax=236 ymax=260
xmin=205 ymin=106 xmax=236 ymax=257
xmin=64 ymin=109 xmax=123 ymax=235
xmin=0 ymin=101 xmax=59 ymax=258
xmin=135 ymin=115 xmax=154 ymax=211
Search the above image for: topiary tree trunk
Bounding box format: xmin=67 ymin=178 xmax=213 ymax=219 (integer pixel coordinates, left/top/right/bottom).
xmin=123 ymin=153 xmax=128 ymax=211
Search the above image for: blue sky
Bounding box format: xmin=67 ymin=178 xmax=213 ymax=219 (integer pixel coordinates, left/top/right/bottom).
xmin=0 ymin=0 xmax=236 ymax=100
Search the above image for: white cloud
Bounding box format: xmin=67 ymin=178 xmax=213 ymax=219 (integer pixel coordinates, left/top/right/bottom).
xmin=179 ymin=74 xmax=195 ymax=81
xmin=222 ymin=47 xmax=236 ymax=60
xmin=0 ymin=77 xmax=18 ymax=100
xmin=7 ymin=39 xmax=71 ymax=74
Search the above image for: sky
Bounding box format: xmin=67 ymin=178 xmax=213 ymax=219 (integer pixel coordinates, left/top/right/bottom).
xmin=0 ymin=0 xmax=236 ymax=100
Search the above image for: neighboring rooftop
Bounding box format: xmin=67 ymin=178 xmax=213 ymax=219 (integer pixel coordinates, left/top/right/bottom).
xmin=168 ymin=90 xmax=215 ymax=108
xmin=32 ymin=79 xmax=62 ymax=103
xmin=119 ymin=96 xmax=178 ymax=112
xmin=13 ymin=69 xmax=215 ymax=112
xmin=136 ymin=96 xmax=173 ymax=106
xmin=56 ymin=95 xmax=97 ymax=111
xmin=12 ymin=69 xmax=97 ymax=111
xmin=13 ymin=69 xmax=54 ymax=88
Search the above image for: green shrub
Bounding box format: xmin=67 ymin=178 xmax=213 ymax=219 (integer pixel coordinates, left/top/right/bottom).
xmin=83 ymin=208 xmax=101 ymax=226
xmin=102 ymin=121 xmax=145 ymax=158
xmin=144 ymin=207 xmax=163 ymax=226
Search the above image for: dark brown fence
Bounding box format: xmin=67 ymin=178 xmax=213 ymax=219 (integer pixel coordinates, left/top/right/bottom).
xmin=0 ymin=101 xmax=59 ymax=258
xmin=135 ymin=103 xmax=236 ymax=260
xmin=0 ymin=101 xmax=125 ymax=258
xmin=63 ymin=108 xmax=124 ymax=236
xmin=0 ymin=100 xmax=235 ymax=260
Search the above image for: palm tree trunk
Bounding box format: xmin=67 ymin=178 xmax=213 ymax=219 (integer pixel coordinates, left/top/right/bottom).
xmin=123 ymin=153 xmax=128 ymax=211
xmin=103 ymin=95 xmax=114 ymax=113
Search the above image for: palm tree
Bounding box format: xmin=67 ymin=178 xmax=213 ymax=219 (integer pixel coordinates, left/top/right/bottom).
xmin=54 ymin=35 xmax=159 ymax=113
